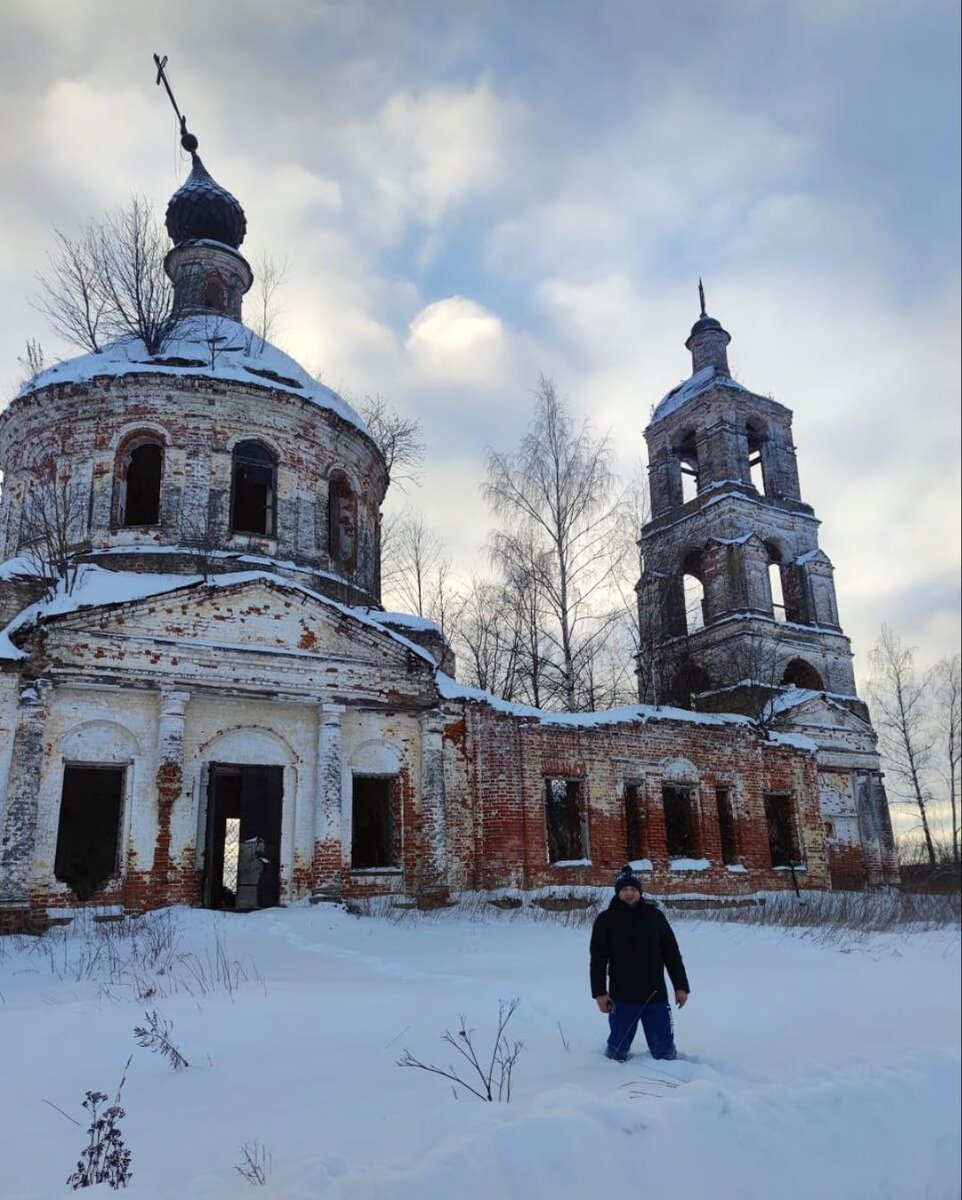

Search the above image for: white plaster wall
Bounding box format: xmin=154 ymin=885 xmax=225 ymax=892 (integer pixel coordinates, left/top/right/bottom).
xmin=184 ymin=696 xmax=317 ymax=903
xmin=34 ymin=688 xmax=156 ymax=896
xmin=340 ymin=710 xmax=422 ymax=885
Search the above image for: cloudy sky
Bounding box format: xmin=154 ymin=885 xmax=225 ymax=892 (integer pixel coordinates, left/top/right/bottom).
xmin=0 ymin=0 xmax=959 ymax=694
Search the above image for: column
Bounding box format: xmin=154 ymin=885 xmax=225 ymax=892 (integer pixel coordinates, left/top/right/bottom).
xmin=418 ymin=708 xmax=449 ymax=902
xmin=148 ymin=690 xmax=190 ymax=906
xmin=312 ymin=703 xmax=345 ymax=897
xmin=0 ymin=679 xmax=53 ymax=911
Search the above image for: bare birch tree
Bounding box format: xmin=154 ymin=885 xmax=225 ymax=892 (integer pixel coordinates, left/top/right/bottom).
xmin=378 ymin=508 xmax=458 ymax=645
xmin=451 ymin=577 xmax=523 ymax=700
xmin=34 ymin=196 xmax=179 ymax=356
xmin=248 ymin=252 xmax=288 ymax=353
xmin=932 ymin=653 xmax=961 ymax=864
xmin=357 ymin=395 xmax=425 ymax=490
xmin=869 ymin=625 xmax=937 ymax=864
xmin=483 ymin=376 xmax=622 ymax=712
xmin=19 ymin=454 xmax=87 ymax=598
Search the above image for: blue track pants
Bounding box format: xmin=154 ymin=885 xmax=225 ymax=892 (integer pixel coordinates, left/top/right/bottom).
xmin=606 ymin=998 xmax=676 ymax=1060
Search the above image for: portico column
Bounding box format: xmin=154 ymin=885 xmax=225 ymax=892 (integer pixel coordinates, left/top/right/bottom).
xmin=149 ymin=690 xmax=190 ymax=906
xmin=418 ymin=708 xmax=449 ymax=901
xmin=0 ymin=679 xmax=53 ymax=913
xmin=313 ymin=703 xmax=345 ymax=897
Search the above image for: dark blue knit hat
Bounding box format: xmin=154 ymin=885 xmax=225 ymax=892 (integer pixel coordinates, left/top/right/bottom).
xmin=614 ymin=865 xmax=643 ymax=894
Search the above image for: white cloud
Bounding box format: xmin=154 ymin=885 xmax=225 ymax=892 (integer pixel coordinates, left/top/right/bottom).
xmin=406 ymin=296 xmax=514 ymax=385
xmin=338 ymin=82 xmax=524 ymax=242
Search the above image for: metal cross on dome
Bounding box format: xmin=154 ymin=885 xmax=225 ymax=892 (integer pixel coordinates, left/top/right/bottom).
xmin=153 ymin=52 xmax=199 ymax=152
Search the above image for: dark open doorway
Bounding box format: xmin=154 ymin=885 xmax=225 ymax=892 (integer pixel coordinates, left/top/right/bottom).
xmin=204 ymin=764 xmax=283 ymax=910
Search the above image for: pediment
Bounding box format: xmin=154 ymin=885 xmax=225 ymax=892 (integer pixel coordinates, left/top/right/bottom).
xmin=773 ymin=694 xmax=870 ymax=734
xmin=42 ymin=576 xmax=431 ymax=672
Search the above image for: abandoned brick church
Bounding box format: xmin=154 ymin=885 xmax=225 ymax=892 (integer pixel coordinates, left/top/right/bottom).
xmin=0 ymin=119 xmax=897 ymax=929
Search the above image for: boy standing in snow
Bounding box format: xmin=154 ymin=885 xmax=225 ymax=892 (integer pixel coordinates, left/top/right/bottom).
xmin=589 ymin=865 xmax=690 ymax=1061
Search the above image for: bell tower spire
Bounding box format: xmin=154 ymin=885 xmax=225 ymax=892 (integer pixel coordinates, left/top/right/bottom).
xmin=685 ymin=279 xmax=731 ymax=377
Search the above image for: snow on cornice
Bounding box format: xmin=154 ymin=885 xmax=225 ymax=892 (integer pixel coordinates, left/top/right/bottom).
xmin=649 ymin=366 xmax=752 ymax=426
xmin=13 ymin=317 xmax=369 ymax=438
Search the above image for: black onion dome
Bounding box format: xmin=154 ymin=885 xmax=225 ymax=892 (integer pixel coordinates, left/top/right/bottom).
xmin=689 ymin=314 xmax=724 ymax=337
xmin=165 ymin=153 xmax=246 ymax=248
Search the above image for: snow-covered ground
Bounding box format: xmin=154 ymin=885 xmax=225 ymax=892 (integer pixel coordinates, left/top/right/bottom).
xmin=1 ymin=901 xmax=958 ymax=1200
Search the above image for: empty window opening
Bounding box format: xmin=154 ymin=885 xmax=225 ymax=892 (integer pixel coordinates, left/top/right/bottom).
xmin=677 ymin=432 xmax=700 ymax=504
xmin=715 ymin=788 xmax=738 ymax=865
xmin=764 ymin=793 xmax=800 ymax=868
xmin=351 ymin=776 xmax=398 ymax=869
xmin=781 ymin=658 xmax=824 ymax=690
xmin=766 ymin=544 xmax=786 ymax=621
xmin=747 ymin=422 xmax=767 ymax=495
xmin=328 ymin=472 xmax=358 ymax=569
xmin=545 ymin=778 xmax=587 ymax=863
xmin=662 ymin=785 xmax=698 ymax=859
xmin=119 ymin=440 xmax=163 ymax=526
xmin=231 ymin=441 xmax=277 ymax=536
xmin=670 ymin=662 xmax=712 ymax=710
xmin=624 ymin=783 xmax=648 ymax=861
xmin=683 ymin=574 xmax=705 ymax=632
xmin=54 ymin=766 xmax=125 ymax=900
xmin=682 ymin=549 xmax=706 ymax=633
xmin=781 ymin=564 xmax=811 ymax=624
xmin=204 ymin=764 xmax=282 ymax=910
xmin=202 ymin=271 xmax=227 ymax=310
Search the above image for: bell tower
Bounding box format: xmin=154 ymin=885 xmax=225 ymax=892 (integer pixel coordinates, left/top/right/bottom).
xmin=636 ymin=286 xmax=861 ymax=716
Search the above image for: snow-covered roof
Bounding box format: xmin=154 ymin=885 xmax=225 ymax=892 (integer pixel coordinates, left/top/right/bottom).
xmin=14 ymin=316 xmax=369 ymax=437
xmin=435 ymin=672 xmax=814 ymax=746
xmin=649 ymin=366 xmax=752 ymax=427
xmin=373 ymin=611 xmax=445 ymax=635
xmin=0 ymin=565 xmax=437 ymax=667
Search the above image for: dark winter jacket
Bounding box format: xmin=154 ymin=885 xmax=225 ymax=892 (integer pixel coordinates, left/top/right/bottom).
xmin=589 ymin=897 xmax=690 ymax=1004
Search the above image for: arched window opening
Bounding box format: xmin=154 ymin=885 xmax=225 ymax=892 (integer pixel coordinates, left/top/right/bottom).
xmin=119 ymin=440 xmax=163 ymax=526
xmin=677 ymin=432 xmax=699 ymax=504
xmin=781 ymin=658 xmax=824 ymax=690
xmin=781 ymin=563 xmax=811 ymax=625
xmin=683 ymin=574 xmax=705 ymax=632
xmin=231 ymin=440 xmax=277 ymax=536
xmin=328 ymin=472 xmax=357 ymax=569
xmin=202 ymin=271 xmax=227 ymax=311
xmin=681 ymin=549 xmax=705 ymax=633
xmin=670 ymin=661 xmax=712 ymax=710
xmin=747 ymin=421 xmax=767 ymax=495
xmin=766 ymin=543 xmax=786 ymax=621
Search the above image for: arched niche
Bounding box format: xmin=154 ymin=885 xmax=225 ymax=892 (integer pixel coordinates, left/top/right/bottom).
xmin=60 ymin=720 xmax=141 ymax=762
xmin=200 ymin=726 xmax=297 ymax=766
xmin=349 ymin=739 xmax=402 ymax=776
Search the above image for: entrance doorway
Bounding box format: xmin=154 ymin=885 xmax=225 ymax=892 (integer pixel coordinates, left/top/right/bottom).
xmin=204 ymin=764 xmax=283 ymax=910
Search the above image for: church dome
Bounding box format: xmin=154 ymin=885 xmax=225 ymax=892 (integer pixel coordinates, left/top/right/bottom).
xmin=165 ymin=152 xmax=247 ymax=249
xmin=688 ymin=314 xmax=723 ymax=338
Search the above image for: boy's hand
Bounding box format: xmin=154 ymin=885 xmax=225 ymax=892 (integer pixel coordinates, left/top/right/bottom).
xmin=595 ymin=994 xmax=612 ymax=1013
xmin=675 ymin=989 xmax=689 ymax=1008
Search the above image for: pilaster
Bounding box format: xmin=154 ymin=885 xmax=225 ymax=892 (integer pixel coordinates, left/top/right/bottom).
xmin=0 ymin=679 xmax=53 ymax=909
xmin=312 ymin=703 xmax=345 ymax=896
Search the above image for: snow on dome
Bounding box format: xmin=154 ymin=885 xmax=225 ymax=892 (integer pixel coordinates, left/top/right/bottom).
xmin=17 ymin=316 xmax=370 ymax=437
